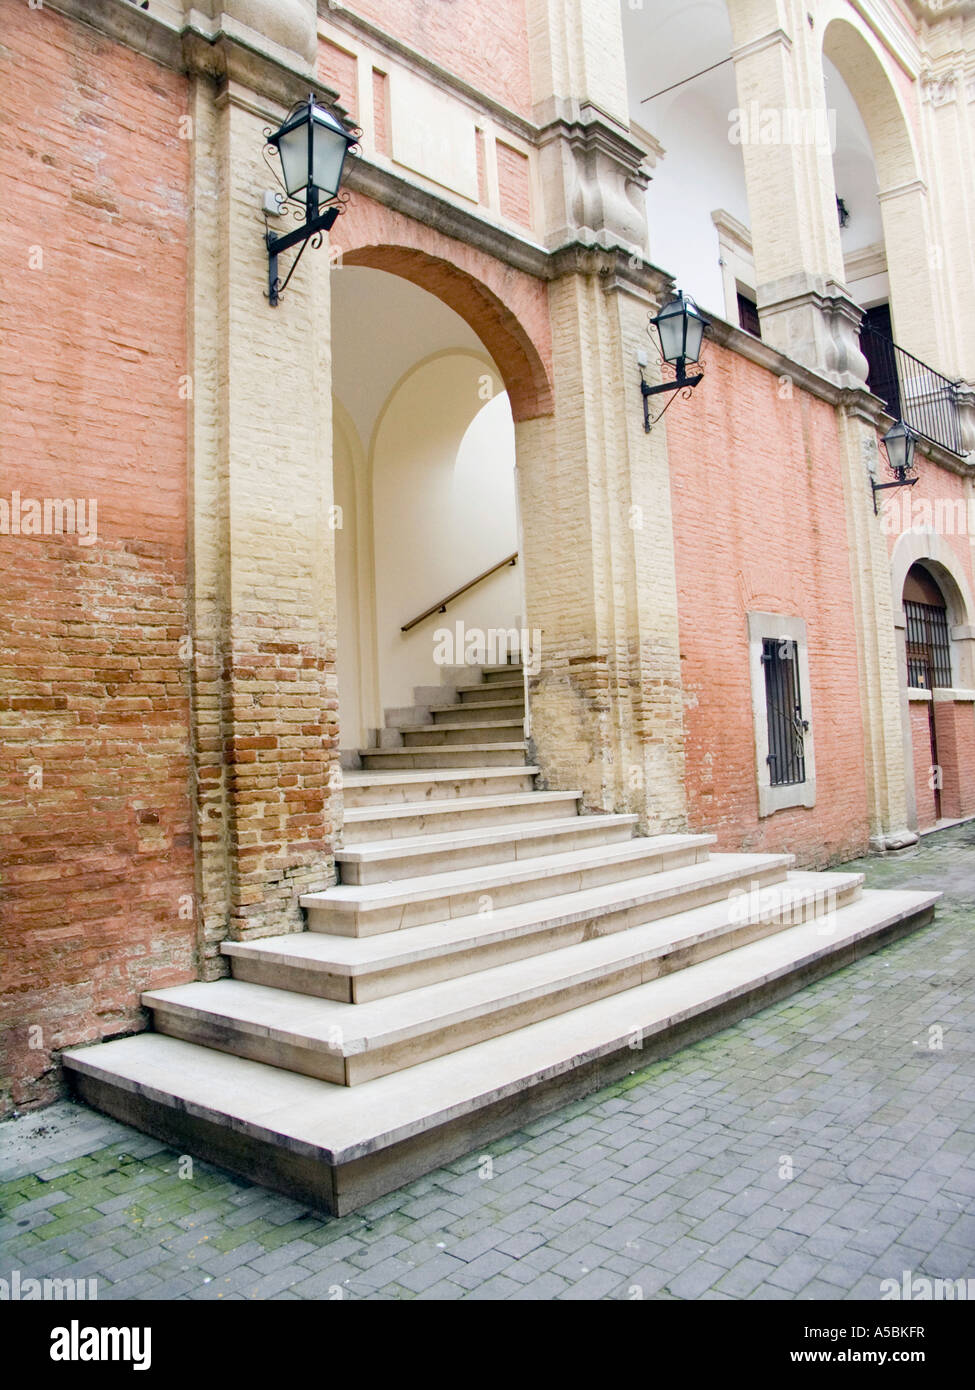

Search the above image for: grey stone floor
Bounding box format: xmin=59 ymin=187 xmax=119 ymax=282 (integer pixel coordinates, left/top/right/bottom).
xmin=2 ymin=824 xmax=974 ymax=1301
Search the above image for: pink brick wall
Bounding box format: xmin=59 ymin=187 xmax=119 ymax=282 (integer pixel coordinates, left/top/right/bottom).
xmin=0 ymin=3 xmax=193 ymax=1112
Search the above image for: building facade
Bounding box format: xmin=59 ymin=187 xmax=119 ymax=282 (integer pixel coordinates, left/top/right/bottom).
xmin=1 ymin=0 xmax=973 ymax=1131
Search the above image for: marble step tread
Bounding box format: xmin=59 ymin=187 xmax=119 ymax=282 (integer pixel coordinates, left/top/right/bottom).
xmin=302 ymin=833 xmax=716 ymax=913
xmin=225 ymin=854 xmax=803 ymax=980
xmin=342 ymin=790 xmax=581 ymax=825
xmin=388 ymin=718 xmax=526 ymax=733
xmin=334 ymin=813 xmax=638 ymax=866
xmin=358 ymin=743 xmax=528 ymax=757
xmin=148 ymin=867 xmax=869 ymax=1068
xmin=432 ymin=698 xmax=525 ymax=717
xmin=66 ymin=887 xmax=940 ymax=1168
xmin=453 ymin=676 xmax=524 ymax=692
xmin=340 ymin=766 xmax=540 ymax=788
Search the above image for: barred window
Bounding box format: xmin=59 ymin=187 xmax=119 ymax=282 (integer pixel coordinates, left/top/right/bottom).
xmin=905 ymin=600 xmax=952 ymax=689
xmin=761 ymin=639 xmax=807 ymax=787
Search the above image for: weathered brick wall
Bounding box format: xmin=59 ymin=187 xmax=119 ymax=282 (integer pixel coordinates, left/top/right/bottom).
xmin=910 ymin=702 xmax=939 ymax=829
xmin=0 ymin=2 xmax=193 ymax=1112
xmin=344 ymin=0 xmax=533 ymax=117
xmin=666 ymin=343 xmax=871 ymax=866
xmin=932 ymin=700 xmax=975 ymax=821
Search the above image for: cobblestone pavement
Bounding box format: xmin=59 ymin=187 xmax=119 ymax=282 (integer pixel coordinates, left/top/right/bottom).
xmin=2 ymin=825 xmax=974 ymax=1301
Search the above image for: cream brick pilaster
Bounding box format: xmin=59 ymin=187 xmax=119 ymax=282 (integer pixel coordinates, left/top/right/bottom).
xmin=185 ymin=6 xmax=344 ymax=968
xmin=835 ymin=404 xmax=914 ymax=851
xmin=519 ymin=252 xmax=687 ymax=833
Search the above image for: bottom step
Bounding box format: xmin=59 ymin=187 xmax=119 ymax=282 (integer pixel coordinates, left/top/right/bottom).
xmin=63 ymin=888 xmax=937 ymax=1216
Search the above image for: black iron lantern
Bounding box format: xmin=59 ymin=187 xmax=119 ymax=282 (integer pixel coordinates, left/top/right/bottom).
xmin=264 ymin=93 xmax=358 ymax=306
xmin=871 ymin=419 xmax=919 ymax=514
xmin=652 ymin=292 xmax=708 ymax=371
xmin=640 ymin=290 xmax=708 ymax=432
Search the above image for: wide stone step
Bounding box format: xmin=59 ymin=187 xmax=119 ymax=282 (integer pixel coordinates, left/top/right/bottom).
xmin=432 ymin=698 xmax=525 ymax=725
xmin=334 ymin=814 xmax=638 ymax=885
xmin=341 ymin=790 xmax=581 ymax=843
xmin=340 ymin=767 xmax=541 ymax=807
xmin=301 ymin=833 xmax=715 ymax=935
xmin=398 ymin=719 xmax=525 ymax=747
xmin=455 ymin=679 xmax=524 ymax=703
xmin=480 ymin=664 xmax=524 ymax=681
xmin=158 ymin=867 xmax=868 ymax=1085
xmin=359 ymin=744 xmax=528 ymax=770
xmin=225 ymin=853 xmax=803 ymax=1001
xmin=66 ymin=886 xmax=938 ymax=1213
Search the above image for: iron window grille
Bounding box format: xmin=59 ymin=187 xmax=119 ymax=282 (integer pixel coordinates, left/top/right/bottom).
xmin=905 ymin=600 xmax=952 ymax=690
xmin=761 ymin=638 xmax=807 ymax=787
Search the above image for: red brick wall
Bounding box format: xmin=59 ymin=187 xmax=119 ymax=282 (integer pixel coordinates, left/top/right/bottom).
xmin=497 ymin=142 xmax=532 ymax=228
xmin=343 ymin=0 xmax=533 ymax=117
xmin=0 ymin=3 xmax=193 ymax=1112
xmin=666 ymin=344 xmax=870 ymax=865
xmin=910 ymin=702 xmax=939 ymax=829
xmin=318 ymin=38 xmax=358 ymax=117
xmin=932 ymin=699 xmax=975 ymax=821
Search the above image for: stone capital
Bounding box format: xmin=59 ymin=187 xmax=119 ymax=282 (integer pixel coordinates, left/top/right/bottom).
xmin=757 ymin=274 xmax=869 ymax=390
xmin=535 ymin=106 xmax=650 ymax=258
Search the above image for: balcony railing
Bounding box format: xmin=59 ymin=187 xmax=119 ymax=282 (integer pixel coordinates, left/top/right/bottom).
xmin=859 ymin=320 xmax=963 ymax=456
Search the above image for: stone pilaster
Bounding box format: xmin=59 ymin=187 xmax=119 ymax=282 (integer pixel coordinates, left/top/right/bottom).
xmin=519 ymin=252 xmax=688 ymax=833
xmin=184 ymin=6 xmax=344 ymax=968
xmin=835 ymin=399 xmax=915 ymax=850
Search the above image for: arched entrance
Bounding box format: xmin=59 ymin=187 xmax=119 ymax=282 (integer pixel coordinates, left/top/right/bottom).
xmin=903 ymin=563 xmax=951 ymax=823
xmin=891 ymin=531 xmax=975 ymax=831
xmin=330 ymin=263 xmax=527 ymax=760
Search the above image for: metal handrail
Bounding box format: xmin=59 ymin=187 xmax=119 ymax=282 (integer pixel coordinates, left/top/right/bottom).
xmin=400 ymin=553 xmax=519 ymax=632
xmin=859 ymin=321 xmax=963 ymax=456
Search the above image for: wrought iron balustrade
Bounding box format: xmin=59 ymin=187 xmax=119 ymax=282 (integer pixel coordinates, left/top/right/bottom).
xmin=859 ymin=320 xmax=963 ymax=456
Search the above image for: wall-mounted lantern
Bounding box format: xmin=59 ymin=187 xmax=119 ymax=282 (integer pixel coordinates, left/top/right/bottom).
xmin=263 ymin=93 xmax=359 ymax=306
xmin=871 ymin=419 xmax=919 ymax=514
xmin=640 ymin=291 xmax=708 ymax=432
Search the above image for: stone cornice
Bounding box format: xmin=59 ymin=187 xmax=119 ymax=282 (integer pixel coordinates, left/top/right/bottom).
xmin=730 ymin=27 xmax=793 ymax=64
xmin=905 ymin=0 xmax=975 ymax=22
xmin=344 ymin=158 xmax=664 ymax=300
xmin=536 ymin=106 xmax=651 ymax=186
xmin=343 ymin=157 xmax=551 ymax=279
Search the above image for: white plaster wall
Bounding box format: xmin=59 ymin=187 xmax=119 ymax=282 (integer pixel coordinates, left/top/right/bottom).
xmin=372 ymin=356 xmax=520 ymax=715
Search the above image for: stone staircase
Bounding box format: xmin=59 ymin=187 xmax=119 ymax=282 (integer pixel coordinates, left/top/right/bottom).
xmin=64 ymin=660 xmax=938 ymax=1214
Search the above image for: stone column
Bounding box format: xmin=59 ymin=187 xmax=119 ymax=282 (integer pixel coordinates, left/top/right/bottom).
xmin=520 ymin=0 xmax=687 ymax=831
xmin=726 ymin=2 xmax=867 ymax=385
xmin=183 ymin=4 xmax=345 ymax=970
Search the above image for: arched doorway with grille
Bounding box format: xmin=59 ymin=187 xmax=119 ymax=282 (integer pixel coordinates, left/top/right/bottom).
xmin=892 ymin=532 xmax=975 ymax=833
xmin=903 ymin=564 xmax=952 ymax=824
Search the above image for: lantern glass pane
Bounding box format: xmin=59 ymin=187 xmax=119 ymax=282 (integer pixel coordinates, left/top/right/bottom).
xmin=656 ymin=303 xmax=686 ymax=363
xmin=884 ymin=422 xmax=913 ymax=472
xmin=311 ymin=108 xmax=350 ymax=199
xmin=277 ymin=119 xmax=311 ymax=198
xmin=683 ymin=311 xmax=705 ymax=364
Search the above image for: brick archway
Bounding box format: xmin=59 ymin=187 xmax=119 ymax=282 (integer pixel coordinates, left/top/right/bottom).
xmin=335 ymin=191 xmax=554 ymax=422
